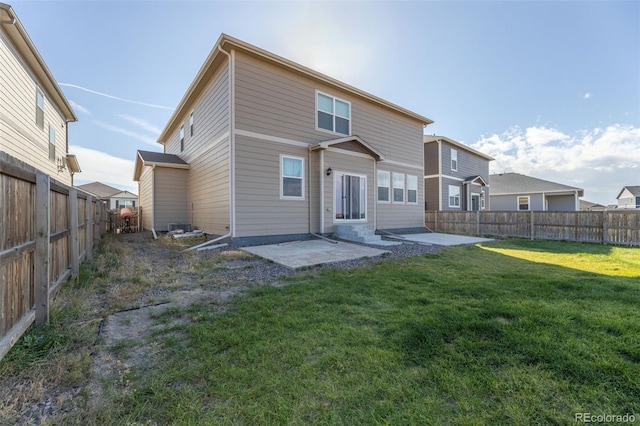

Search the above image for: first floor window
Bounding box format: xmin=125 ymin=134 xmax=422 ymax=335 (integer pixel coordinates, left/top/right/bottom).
xmin=377 ymin=171 xmax=390 ymax=202
xmin=48 ymin=124 xmax=56 ymax=160
xmin=518 ymin=196 xmax=530 ymax=211
xmin=393 ymin=173 xmax=404 ymax=203
xmin=448 ymin=185 xmax=460 ymax=207
xmin=407 ymin=175 xmax=418 ymax=204
xmin=281 ymin=155 xmax=304 ymax=199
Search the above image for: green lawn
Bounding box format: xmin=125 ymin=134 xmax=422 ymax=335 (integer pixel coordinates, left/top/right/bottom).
xmin=89 ymin=239 xmax=640 ymax=425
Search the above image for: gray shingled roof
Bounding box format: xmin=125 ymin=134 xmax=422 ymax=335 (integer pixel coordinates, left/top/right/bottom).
xmin=137 ymin=150 xmax=188 ymax=165
xmin=76 ymin=182 xmax=121 ymax=199
xmin=490 ymin=173 xmax=584 ymax=196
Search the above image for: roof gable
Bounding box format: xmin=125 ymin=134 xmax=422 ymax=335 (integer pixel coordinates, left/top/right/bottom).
xmin=616 ymin=186 xmax=640 ymax=199
xmin=310 ymin=136 xmax=385 ymax=161
xmin=490 ymin=173 xmax=584 ymax=196
xmin=158 ymin=34 xmax=433 ymax=145
xmin=133 ymin=150 xmax=190 ymax=181
xmin=423 ymin=135 xmax=494 ymax=161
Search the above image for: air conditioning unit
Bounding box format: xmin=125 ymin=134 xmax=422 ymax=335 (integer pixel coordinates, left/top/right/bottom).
xmin=168 ymin=223 xmax=191 ymax=232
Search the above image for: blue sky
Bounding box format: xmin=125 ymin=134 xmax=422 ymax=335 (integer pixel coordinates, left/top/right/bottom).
xmin=11 ymin=1 xmax=639 ymax=206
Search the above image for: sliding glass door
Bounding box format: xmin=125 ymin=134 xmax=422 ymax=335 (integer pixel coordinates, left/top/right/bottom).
xmin=334 ymin=173 xmax=366 ymax=221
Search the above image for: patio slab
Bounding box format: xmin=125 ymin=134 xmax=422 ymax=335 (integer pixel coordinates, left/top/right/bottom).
xmin=398 ymin=233 xmax=494 ymax=246
xmin=242 ymin=240 xmax=389 ymax=269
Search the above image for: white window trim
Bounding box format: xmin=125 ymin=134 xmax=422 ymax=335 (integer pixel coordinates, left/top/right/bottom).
xmin=392 ymin=172 xmax=405 ymax=204
xmin=448 ymin=185 xmax=460 ymax=208
xmin=406 ymin=175 xmax=418 ymax=204
xmin=333 ymin=171 xmax=367 ymax=222
xmin=280 ymin=154 xmax=305 ymax=200
xmin=377 ymin=170 xmax=391 ymax=204
xmin=481 ymin=191 xmax=486 ymax=209
xmin=451 ymin=149 xmax=458 ymax=172
xmin=315 ymin=90 xmax=351 ymax=136
xmin=518 ymin=195 xmax=530 ymax=211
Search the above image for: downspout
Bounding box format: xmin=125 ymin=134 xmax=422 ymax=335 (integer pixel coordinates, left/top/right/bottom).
xmin=373 ymin=158 xmax=377 ymax=231
xmin=437 ymin=140 xmax=442 ymax=210
xmin=217 ymin=45 xmax=236 ymax=238
xmin=319 ymin=149 xmax=325 ymax=234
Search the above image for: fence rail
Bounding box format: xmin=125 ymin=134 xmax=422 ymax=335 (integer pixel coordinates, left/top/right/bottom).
xmin=425 ymin=210 xmax=640 ymax=246
xmin=0 ymin=152 xmax=106 ymax=361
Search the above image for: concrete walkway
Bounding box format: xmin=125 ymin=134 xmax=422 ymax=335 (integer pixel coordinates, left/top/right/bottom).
xmin=398 ymin=232 xmax=494 ymax=246
xmin=242 ymin=240 xmax=389 ymax=269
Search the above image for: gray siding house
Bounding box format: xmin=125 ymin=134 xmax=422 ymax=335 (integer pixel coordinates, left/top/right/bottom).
xmin=616 ymin=186 xmax=640 ymax=209
xmin=0 ymin=3 xmax=80 ymax=186
xmin=76 ymin=182 xmax=138 ymax=209
xmin=423 ymin=135 xmax=493 ymax=211
xmin=490 ymin=172 xmax=584 ymax=211
xmin=133 ymin=34 xmax=433 ymax=244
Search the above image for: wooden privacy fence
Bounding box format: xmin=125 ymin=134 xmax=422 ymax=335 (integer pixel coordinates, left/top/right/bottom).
xmin=0 ymin=152 xmax=106 ymax=361
xmin=425 ymin=210 xmax=640 ymax=246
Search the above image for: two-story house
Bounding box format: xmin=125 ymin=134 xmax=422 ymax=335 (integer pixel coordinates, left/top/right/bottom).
xmin=616 ymin=186 xmax=640 ymax=209
xmin=76 ymin=181 xmax=138 ymax=209
xmin=0 ymin=3 xmax=80 ymax=186
xmin=133 ymin=34 xmax=433 ymax=245
xmin=423 ymin=135 xmax=493 ymax=211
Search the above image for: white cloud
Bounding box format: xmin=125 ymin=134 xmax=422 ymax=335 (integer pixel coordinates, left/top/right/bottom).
xmin=68 ymin=145 xmax=138 ymax=193
xmin=582 ymin=92 xmax=592 ymax=99
xmin=472 ymin=124 xmax=640 ymax=205
xmin=69 ymin=100 xmax=91 ymax=115
xmin=115 ymin=114 xmax=162 ymax=135
xmin=93 ymin=120 xmax=157 ymax=146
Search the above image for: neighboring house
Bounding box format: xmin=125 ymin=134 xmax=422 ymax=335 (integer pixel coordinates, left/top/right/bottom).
xmin=616 ymin=186 xmax=640 ymax=209
xmin=580 ymin=200 xmax=605 ymax=211
xmin=76 ymin=181 xmax=138 ymax=209
xmin=490 ymin=172 xmax=584 ymax=211
xmin=423 ymin=135 xmax=493 ymax=211
xmin=133 ymin=34 xmax=433 ymax=244
xmin=0 ymin=3 xmax=80 ymax=186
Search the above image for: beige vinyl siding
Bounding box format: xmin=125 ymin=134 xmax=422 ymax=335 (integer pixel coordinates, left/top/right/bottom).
xmin=138 ymin=166 xmax=153 ymax=230
xmin=233 ymin=51 xmax=425 ymax=167
xmin=153 ymin=168 xmax=189 ymax=231
xmin=0 ymin=30 xmax=71 ymax=186
xmin=377 ymin=164 xmax=425 ymax=230
xmin=234 ymin=135 xmax=310 ymax=238
xmin=165 ymin=63 xmax=229 ymax=159
xmin=188 ymin=138 xmax=230 ymax=234
xmin=322 ymin=149 xmax=375 ymax=234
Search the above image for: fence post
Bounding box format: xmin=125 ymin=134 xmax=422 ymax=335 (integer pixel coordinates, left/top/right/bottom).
xmin=35 ymin=173 xmax=50 ymax=325
xmin=530 ymin=210 xmax=535 ymax=241
xmin=476 ymin=210 xmax=480 ymax=236
xmin=69 ymin=189 xmax=79 ymax=276
xmin=86 ymin=195 xmax=93 ymax=258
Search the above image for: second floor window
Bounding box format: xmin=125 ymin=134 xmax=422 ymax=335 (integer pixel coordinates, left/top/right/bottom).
xmin=180 ymin=126 xmax=184 ymax=152
xmin=451 ymin=149 xmax=458 ymax=171
xmin=36 ymin=87 xmax=44 ymax=129
xmin=189 ymin=113 xmax=194 ymax=136
xmin=317 ymin=92 xmax=350 ymax=135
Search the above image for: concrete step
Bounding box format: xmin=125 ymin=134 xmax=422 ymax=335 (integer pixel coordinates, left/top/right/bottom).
xmin=334 ymin=224 xmax=382 ymax=244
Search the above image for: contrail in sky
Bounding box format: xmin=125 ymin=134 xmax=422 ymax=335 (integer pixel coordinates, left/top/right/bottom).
xmin=59 ymin=83 xmax=174 ymax=110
